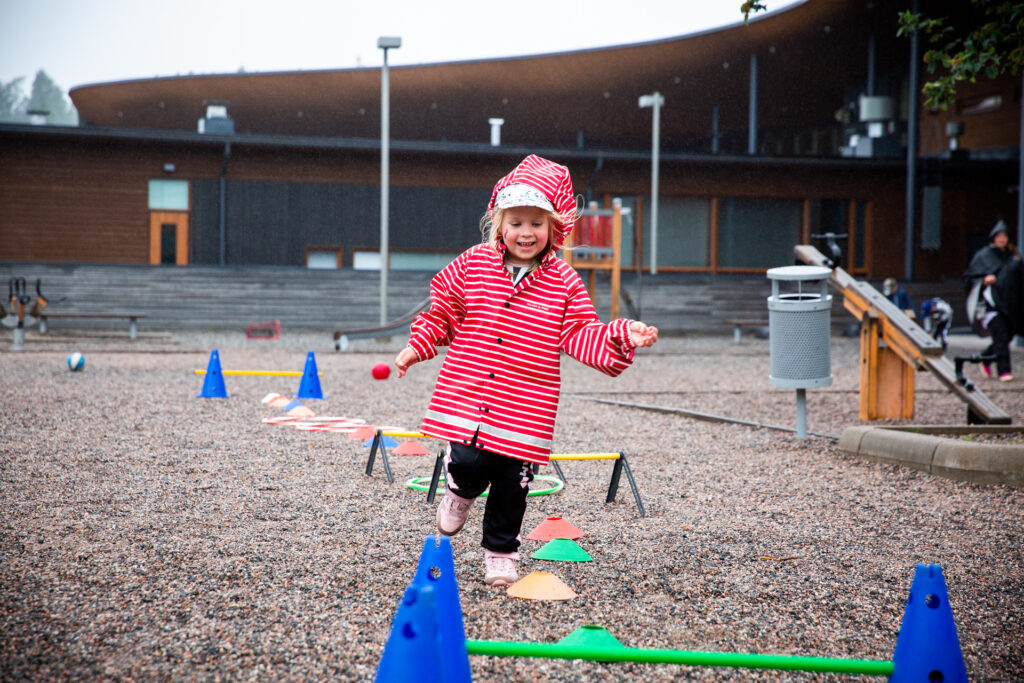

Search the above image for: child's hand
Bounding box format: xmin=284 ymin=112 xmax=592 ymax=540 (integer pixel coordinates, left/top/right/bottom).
xmin=394 ymin=347 xmax=419 ymax=378
xmin=629 ymin=321 xmax=659 ymax=348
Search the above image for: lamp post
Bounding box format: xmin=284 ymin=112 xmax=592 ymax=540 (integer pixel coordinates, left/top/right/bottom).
xmin=638 ymin=92 xmax=664 ymax=275
xmin=378 ymin=36 xmax=401 ymax=325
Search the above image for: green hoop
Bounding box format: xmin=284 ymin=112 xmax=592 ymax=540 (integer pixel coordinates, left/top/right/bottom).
xmin=405 ymin=474 xmax=564 ymax=497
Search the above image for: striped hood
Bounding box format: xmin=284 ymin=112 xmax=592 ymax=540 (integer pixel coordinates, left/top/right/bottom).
xmin=488 ymin=155 xmax=578 ymax=249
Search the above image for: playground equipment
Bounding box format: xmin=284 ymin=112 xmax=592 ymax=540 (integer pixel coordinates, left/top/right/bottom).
xmin=562 ymin=200 xmax=625 ymax=319
xmin=406 ymin=474 xmax=565 ymax=498
xmin=2 ymin=278 xmax=66 ymax=350
xmin=362 ymin=429 xmax=645 ymax=516
xmin=375 ymin=536 xmax=968 ymax=681
xmin=195 ymin=369 xmax=320 ymax=377
xmin=767 ymin=265 xmax=833 ymax=439
xmin=506 ymin=571 xmax=577 ymax=600
xmin=196 ymin=350 xmax=324 ymax=399
xmin=333 ymin=296 xmax=431 ymax=351
xmin=531 ymin=538 xmax=592 ymax=562
xmin=795 ymin=243 xmax=1010 ymax=424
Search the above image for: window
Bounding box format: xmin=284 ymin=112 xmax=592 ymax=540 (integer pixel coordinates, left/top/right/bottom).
xmin=717 ymin=197 xmax=801 ymax=269
xmin=641 ymin=196 xmax=710 ymax=268
xmin=353 ymin=249 xmax=457 ymax=271
xmin=306 ymin=247 xmax=342 ymax=269
xmin=148 ymin=179 xmax=189 ymax=210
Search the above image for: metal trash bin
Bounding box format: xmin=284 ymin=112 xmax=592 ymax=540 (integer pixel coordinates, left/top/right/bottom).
xmin=766 ymin=265 xmax=833 ymax=438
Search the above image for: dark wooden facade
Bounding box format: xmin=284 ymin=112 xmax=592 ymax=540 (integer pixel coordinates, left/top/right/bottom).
xmin=0 ymin=124 xmax=1017 ymax=279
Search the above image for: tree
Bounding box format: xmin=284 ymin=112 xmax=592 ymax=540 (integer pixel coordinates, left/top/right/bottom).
xmin=898 ymin=1 xmax=1024 ymax=110
xmin=742 ymin=1 xmax=1024 ymax=111
xmin=0 ymin=77 xmax=27 ymax=122
xmin=27 ymin=70 xmax=78 ymax=125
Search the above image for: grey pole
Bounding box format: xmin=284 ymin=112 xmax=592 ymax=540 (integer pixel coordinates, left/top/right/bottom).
xmin=378 ymin=37 xmax=401 ymax=325
xmin=1017 ymin=71 xmax=1023 ymax=347
xmin=639 ymin=92 xmax=664 ymax=274
xmin=795 ymin=388 xmax=807 ymax=440
xmin=1018 ymin=70 xmax=1024 ymax=250
xmin=904 ymin=0 xmax=920 ymax=281
xmin=218 ymin=141 xmax=231 ymax=266
xmin=711 ymin=105 xmax=720 ymax=154
xmin=748 ymin=53 xmax=758 ymax=155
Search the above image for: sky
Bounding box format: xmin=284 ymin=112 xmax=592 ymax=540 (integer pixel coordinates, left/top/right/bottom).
xmin=1 ymin=0 xmax=802 ymax=94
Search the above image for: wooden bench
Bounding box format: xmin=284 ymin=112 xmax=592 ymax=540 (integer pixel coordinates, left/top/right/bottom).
xmin=39 ymin=312 xmax=147 ymax=339
xmin=724 ymin=319 xmax=769 ymax=343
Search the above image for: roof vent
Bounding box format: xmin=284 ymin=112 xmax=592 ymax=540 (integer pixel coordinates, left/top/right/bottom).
xmin=198 ymin=100 xmax=235 ymax=135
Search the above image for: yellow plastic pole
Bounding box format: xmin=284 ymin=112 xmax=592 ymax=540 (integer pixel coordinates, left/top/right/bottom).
xmin=194 ymin=370 xmax=322 ymax=377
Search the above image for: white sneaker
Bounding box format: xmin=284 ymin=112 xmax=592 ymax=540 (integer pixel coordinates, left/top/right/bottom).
xmin=436 ymin=488 xmax=474 ymax=536
xmin=483 ymin=549 xmax=519 ymax=586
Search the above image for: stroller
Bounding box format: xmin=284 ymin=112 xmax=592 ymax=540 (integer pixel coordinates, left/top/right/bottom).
xmin=920 ymin=297 xmax=953 ymax=351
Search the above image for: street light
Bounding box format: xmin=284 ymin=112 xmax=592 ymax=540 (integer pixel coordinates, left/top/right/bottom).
xmin=638 ymin=92 xmax=664 ymax=275
xmin=378 ymin=35 xmax=401 ymax=325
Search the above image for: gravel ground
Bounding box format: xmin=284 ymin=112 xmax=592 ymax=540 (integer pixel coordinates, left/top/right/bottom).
xmin=2 ymin=330 xmax=1023 ymax=681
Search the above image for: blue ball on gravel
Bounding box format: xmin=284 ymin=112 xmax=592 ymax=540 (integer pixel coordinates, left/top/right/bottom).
xmin=67 ymin=352 xmax=85 ymax=371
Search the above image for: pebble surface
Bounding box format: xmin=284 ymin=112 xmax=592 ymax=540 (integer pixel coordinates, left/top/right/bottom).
xmin=2 ymin=330 xmax=1023 ymax=681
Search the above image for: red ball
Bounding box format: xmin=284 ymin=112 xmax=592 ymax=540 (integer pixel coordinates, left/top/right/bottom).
xmin=372 ymin=362 xmax=391 ymax=380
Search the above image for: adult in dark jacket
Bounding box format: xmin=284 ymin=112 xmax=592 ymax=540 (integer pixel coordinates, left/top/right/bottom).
xmin=963 ymin=221 xmax=1023 ymax=380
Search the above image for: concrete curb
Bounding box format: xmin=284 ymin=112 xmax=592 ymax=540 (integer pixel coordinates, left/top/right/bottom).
xmin=839 ymin=425 xmax=1024 ymax=488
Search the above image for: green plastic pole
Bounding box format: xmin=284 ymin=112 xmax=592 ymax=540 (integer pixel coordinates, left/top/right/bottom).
xmin=465 ymin=640 xmax=894 ymax=676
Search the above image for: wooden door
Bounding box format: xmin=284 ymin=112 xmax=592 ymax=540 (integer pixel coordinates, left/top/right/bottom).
xmin=149 ymin=211 xmax=189 ymax=265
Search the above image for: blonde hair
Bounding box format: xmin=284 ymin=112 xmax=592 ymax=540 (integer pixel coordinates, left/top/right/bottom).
xmin=479 ymin=204 xmax=579 ymax=255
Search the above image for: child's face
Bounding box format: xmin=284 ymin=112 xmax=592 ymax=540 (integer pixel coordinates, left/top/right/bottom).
xmin=500 ymin=206 xmax=551 ymax=265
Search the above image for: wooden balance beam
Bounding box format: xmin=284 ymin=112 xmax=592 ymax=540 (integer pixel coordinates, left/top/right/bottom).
xmin=794 ymin=244 xmax=1010 ymax=424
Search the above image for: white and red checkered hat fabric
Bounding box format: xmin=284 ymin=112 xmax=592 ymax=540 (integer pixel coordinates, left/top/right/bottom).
xmin=488 ymin=155 xmax=578 ymax=247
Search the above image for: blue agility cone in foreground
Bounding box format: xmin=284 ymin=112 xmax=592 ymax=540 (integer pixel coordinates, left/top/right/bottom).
xmin=376 ymin=535 xmax=471 ymax=682
xmin=295 ymin=351 xmax=324 ymax=399
xmin=197 ymin=349 xmax=228 ymax=398
xmin=890 ymin=564 xmax=967 ymax=682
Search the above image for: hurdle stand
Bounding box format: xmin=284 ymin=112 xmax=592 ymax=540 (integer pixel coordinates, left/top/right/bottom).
xmin=376 ymin=537 xmax=969 ymax=681
xmin=424 ymin=450 xmax=645 ymax=518
xmin=423 ymin=452 xmax=563 ymax=503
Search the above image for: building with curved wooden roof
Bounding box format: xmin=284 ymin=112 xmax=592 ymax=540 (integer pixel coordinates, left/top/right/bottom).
xmin=1 ymin=0 xmax=1018 ymax=282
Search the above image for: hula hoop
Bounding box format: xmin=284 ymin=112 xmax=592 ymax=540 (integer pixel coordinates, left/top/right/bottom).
xmin=405 ymin=474 xmax=564 ymax=498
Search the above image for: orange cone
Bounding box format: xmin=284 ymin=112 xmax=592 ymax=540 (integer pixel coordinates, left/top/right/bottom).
xmin=526 ymin=517 xmax=584 ymax=541
xmin=507 ymin=571 xmax=577 ymax=600
xmin=393 ymin=440 xmax=430 ymax=455
xmin=349 ymin=425 xmax=377 ymax=440
xmin=286 ymin=403 xmax=316 ymax=417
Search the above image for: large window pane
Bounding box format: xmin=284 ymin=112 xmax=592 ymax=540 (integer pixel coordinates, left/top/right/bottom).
xmin=148 ymin=179 xmax=189 ymax=210
xmin=639 ymin=196 xmax=710 ymax=268
xmin=718 ymin=197 xmax=801 ymax=268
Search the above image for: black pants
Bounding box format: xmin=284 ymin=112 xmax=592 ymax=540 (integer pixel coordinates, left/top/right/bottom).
xmin=983 ymin=314 xmax=1013 ymax=376
xmin=446 ymin=441 xmax=533 ymax=554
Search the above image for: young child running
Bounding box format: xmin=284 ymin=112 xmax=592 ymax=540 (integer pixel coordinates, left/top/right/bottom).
xmin=394 ymin=155 xmax=658 ymax=586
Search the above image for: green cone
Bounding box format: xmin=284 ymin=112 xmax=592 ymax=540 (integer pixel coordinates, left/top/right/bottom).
xmin=558 ymin=624 xmax=625 ymax=650
xmin=531 ymin=538 xmax=593 ymax=562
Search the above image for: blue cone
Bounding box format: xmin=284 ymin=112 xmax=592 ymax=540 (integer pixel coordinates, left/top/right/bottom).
xmin=365 ymin=435 xmax=399 ymax=449
xmin=890 ymin=563 xmax=968 ymax=682
xmin=295 ymin=351 xmax=324 ymax=399
xmin=375 ymin=536 xmax=471 ymax=682
xmin=197 ymin=349 xmax=228 ymax=398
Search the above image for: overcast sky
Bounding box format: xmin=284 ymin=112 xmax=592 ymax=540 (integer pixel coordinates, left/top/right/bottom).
xmin=1 ymin=0 xmax=801 ymax=93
